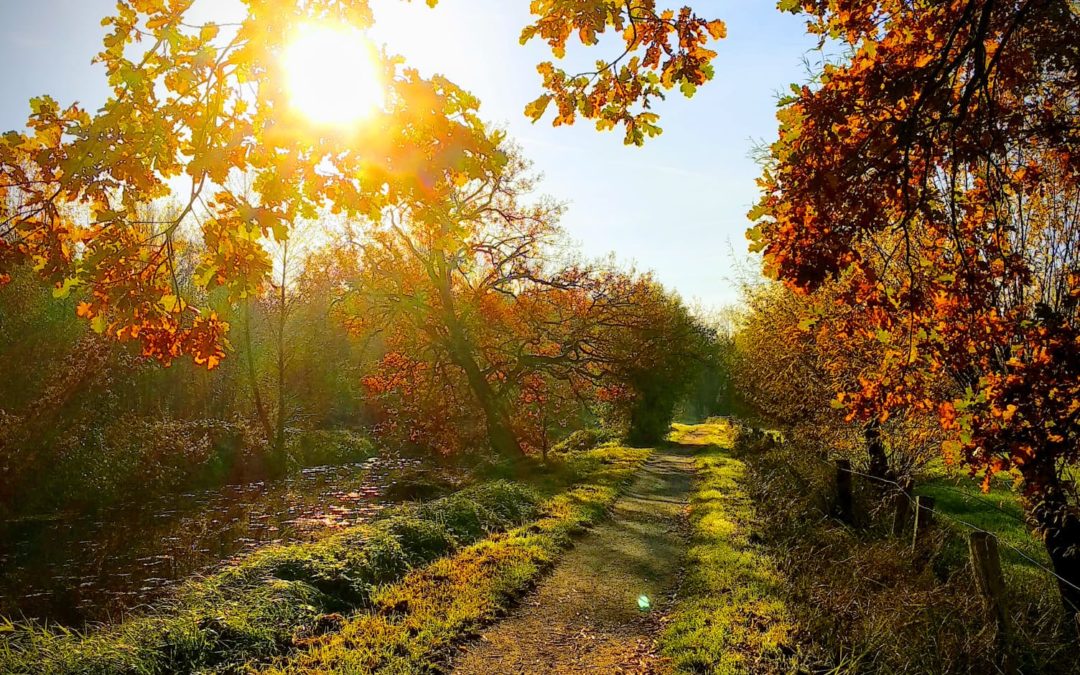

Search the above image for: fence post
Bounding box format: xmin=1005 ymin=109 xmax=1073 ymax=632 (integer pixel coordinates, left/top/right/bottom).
xmin=968 ymin=532 xmax=1015 ymax=673
xmin=891 ymin=478 xmax=914 ymax=537
xmin=911 ymin=495 xmax=935 ymax=550
xmin=892 ymin=492 xmax=910 ymax=537
xmin=969 ymin=532 xmax=1009 ymax=625
xmin=835 ymin=459 xmax=853 ymax=523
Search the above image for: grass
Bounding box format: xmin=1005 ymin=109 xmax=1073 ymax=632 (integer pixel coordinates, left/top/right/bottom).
xmin=735 ymin=428 xmax=1080 ymax=674
xmin=919 ymin=468 xmax=1052 ymax=575
xmin=254 ymin=444 xmax=650 ymax=673
xmin=917 ymin=467 xmax=1069 ymax=648
xmin=0 ymin=443 xmax=648 ymax=675
xmin=660 ymin=421 xmax=798 ymax=674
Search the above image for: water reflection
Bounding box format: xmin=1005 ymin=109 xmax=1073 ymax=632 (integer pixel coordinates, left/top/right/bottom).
xmin=0 ymin=454 xmax=419 ymax=627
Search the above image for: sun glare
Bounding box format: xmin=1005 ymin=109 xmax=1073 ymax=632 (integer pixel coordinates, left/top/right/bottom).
xmin=282 ymin=24 xmax=384 ymax=127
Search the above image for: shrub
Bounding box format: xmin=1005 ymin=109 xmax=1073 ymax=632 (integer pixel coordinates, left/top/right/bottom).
xmin=550 ymin=427 xmax=615 ymax=454
xmin=287 ymin=429 xmax=376 ymax=468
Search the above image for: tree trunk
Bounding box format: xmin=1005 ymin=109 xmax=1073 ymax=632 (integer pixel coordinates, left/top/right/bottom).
xmin=456 ymin=348 xmax=524 ymax=457
xmin=272 ymin=242 xmax=289 ymax=472
xmin=243 ymin=299 xmax=273 ymax=446
xmin=433 ymin=252 xmax=524 ymax=458
xmin=865 ymin=420 xmax=890 ymax=482
xmin=1044 ymin=517 xmax=1080 ymax=626
xmin=1025 ymin=462 xmax=1080 ymax=625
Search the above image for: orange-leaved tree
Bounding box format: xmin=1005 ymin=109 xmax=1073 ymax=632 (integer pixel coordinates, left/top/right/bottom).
xmin=337 ymin=147 xmax=564 ymax=457
xmin=751 ymin=0 xmax=1080 ymax=614
xmin=0 ymin=0 xmax=729 ymax=360
xmin=334 ymin=144 xmax=708 ymax=456
xmin=0 ymin=0 xmax=503 ymax=368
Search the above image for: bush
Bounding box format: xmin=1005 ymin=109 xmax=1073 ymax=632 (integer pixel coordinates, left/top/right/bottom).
xmin=286 ymin=429 xmax=376 ymax=468
xmin=550 ymin=427 xmax=615 ymax=454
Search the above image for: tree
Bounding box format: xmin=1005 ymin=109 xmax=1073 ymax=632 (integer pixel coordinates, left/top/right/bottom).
xmin=0 ymin=0 xmax=505 ymax=368
xmin=338 ymin=147 xmax=565 ymax=457
xmin=517 ymin=0 xmax=726 ymax=144
xmin=750 ymin=0 xmax=1080 ymax=615
xmin=734 ymin=277 xmax=945 ymax=480
xmin=0 ymin=0 xmax=728 ymax=363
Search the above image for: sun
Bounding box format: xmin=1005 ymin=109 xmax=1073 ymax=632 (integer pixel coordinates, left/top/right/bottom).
xmin=281 ymin=23 xmax=385 ymax=127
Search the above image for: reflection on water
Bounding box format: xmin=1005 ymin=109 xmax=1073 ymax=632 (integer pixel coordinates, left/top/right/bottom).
xmin=0 ymin=454 xmax=418 ymax=628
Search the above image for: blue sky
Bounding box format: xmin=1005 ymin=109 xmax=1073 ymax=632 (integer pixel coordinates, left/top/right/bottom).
xmin=0 ymin=1 xmax=818 ymax=308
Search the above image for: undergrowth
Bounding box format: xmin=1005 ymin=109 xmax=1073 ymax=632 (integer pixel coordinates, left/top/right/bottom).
xmin=740 ymin=431 xmax=1080 ymax=674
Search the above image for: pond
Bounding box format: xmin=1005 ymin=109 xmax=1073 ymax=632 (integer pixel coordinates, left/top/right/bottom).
xmin=0 ymin=453 xmax=422 ymax=628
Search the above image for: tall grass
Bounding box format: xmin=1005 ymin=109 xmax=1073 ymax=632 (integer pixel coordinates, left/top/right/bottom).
xmin=738 ymin=431 xmax=1079 ymax=674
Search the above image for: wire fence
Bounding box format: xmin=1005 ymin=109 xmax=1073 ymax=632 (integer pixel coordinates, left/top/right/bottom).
xmin=755 ymin=431 xmax=1080 ymax=617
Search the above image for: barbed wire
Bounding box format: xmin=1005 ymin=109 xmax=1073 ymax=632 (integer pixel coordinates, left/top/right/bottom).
xmin=793 ymin=443 xmax=1080 ymax=607
xmin=920 ymin=480 xmax=1028 ymax=526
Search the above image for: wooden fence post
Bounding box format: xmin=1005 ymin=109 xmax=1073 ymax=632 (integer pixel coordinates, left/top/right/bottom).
xmin=969 ymin=532 xmax=1015 ymax=673
xmin=835 ymin=459 xmax=853 ymax=523
xmin=969 ymin=532 xmax=1009 ymax=624
xmin=911 ymin=495 xmax=935 ymax=550
xmin=891 ymin=479 xmax=914 ymax=537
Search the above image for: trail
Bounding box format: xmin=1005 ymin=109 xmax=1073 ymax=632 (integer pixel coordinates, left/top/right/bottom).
xmin=450 ymin=442 xmax=696 ymax=674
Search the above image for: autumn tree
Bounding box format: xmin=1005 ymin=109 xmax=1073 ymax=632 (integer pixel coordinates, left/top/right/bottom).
xmin=750 ymin=0 xmax=1080 ymax=615
xmin=336 ymin=146 xmax=567 ymax=457
xmin=586 ymin=276 xmax=710 ymax=445
xmin=0 ymin=0 xmax=510 ymax=372
xmin=735 ymin=277 xmax=946 ymax=480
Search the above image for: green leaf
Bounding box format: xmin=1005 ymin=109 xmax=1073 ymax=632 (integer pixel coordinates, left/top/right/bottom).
xmin=160 ymin=294 xmax=183 ymax=313
xmin=53 ymin=277 xmax=79 ymax=299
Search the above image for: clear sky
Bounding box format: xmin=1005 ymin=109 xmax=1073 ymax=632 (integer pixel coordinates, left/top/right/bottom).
xmin=0 ymin=1 xmax=818 ymax=308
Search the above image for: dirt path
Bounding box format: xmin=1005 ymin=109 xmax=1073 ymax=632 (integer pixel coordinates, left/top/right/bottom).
xmin=450 ymin=444 xmax=695 ymax=675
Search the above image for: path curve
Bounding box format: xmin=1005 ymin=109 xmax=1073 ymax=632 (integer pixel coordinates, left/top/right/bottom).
xmin=450 ymin=444 xmax=695 ymax=674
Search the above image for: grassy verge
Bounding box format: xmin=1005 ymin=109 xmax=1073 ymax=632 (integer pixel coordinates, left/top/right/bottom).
xmin=0 ymin=444 xmax=647 ymax=675
xmin=738 ymin=430 xmax=1079 ymax=674
xmin=660 ymin=422 xmax=797 ymax=674
xmin=255 ymin=444 xmax=650 ymax=673
xmin=918 ymin=470 xmax=1062 ymax=610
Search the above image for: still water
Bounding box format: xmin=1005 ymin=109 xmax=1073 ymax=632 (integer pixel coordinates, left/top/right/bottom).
xmin=0 ymin=454 xmax=420 ymax=627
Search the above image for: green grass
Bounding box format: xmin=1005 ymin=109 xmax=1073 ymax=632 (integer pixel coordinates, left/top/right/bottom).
xmin=660 ymin=422 xmax=797 ymax=674
xmin=917 ymin=469 xmax=1061 ymax=615
xmin=253 ymin=444 xmax=651 ymax=673
xmin=0 ymin=444 xmax=648 ymax=675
